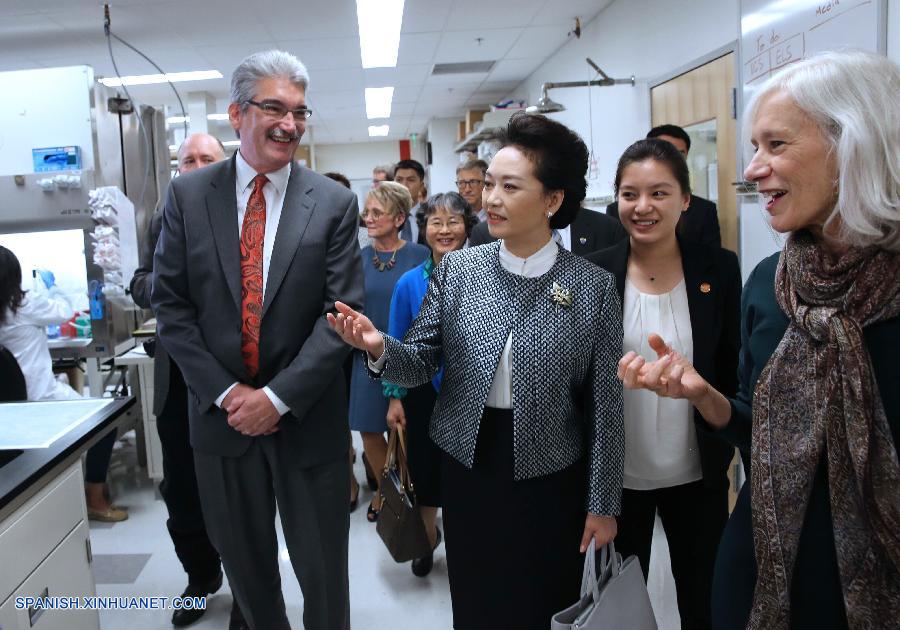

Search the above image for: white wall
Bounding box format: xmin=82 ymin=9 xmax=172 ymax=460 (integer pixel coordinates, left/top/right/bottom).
xmin=504 ymin=0 xmax=739 ymax=201
xmin=313 ymin=141 xmax=401 ymax=180
xmin=426 ymin=118 xmax=462 ymax=198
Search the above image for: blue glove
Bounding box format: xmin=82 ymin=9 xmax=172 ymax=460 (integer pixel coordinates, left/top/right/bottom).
xmin=37 ymin=269 xmax=56 ymax=289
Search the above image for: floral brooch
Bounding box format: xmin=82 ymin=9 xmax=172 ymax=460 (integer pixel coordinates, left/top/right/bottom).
xmin=550 ymin=282 xmax=573 ymax=308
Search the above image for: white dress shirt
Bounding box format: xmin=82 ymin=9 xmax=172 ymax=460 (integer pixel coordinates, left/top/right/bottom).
xmin=215 ymin=151 xmax=292 ymax=415
xmin=622 ymin=278 xmax=701 ymax=489
xmin=552 ymin=226 xmax=572 ymax=252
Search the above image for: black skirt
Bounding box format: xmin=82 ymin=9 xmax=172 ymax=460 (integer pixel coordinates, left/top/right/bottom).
xmin=440 ymin=407 xmax=586 ymax=630
xmin=403 ymin=383 xmax=442 ymax=507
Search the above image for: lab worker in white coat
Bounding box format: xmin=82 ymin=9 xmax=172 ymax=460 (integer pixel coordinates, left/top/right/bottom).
xmin=0 ymin=245 xmax=127 ymax=521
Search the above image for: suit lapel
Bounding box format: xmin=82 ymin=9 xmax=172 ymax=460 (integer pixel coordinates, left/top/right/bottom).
xmin=570 ymin=211 xmax=596 ymax=256
xmin=206 ymin=157 xmax=242 ymax=311
xmin=262 ymin=164 xmax=315 ymax=318
xmin=680 ymin=239 xmax=716 ymax=371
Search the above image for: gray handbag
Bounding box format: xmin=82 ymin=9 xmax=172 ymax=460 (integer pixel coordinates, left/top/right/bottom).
xmin=551 ymin=539 xmax=658 ymax=630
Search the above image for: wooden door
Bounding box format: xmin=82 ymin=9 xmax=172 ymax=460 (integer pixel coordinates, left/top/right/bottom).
xmin=651 ymin=53 xmax=738 ymax=253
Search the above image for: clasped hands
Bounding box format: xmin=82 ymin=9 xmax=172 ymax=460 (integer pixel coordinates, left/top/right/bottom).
xmin=222 ymin=384 xmax=281 ymax=436
xmin=617 ymin=333 xmax=708 ymax=401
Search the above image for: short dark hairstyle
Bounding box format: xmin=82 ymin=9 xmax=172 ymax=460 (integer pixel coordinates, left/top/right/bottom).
xmin=0 ymin=246 xmax=26 ymax=327
xmin=456 ymin=159 xmax=488 ymax=176
xmin=646 ymin=124 xmax=691 ymax=152
xmin=393 ymin=159 xmax=425 ymax=181
xmin=614 ymin=138 xmax=692 ymax=197
xmin=495 ymin=111 xmax=588 ymax=229
xmin=323 ymin=171 xmax=351 ymax=188
xmin=418 ymin=192 xmax=479 ymax=238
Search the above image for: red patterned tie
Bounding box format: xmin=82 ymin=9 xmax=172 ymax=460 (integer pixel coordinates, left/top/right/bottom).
xmin=240 ymin=174 xmax=267 ymax=379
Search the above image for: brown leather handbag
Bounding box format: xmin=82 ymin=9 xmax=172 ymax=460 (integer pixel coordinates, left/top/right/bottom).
xmin=376 ymin=426 xmax=432 ymax=562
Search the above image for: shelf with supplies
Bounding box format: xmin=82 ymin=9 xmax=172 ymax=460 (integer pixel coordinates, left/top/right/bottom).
xmin=453 ymin=109 xmax=519 ymax=154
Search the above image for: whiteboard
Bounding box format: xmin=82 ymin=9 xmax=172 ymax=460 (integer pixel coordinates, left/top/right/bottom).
xmin=737 ymin=0 xmax=887 ymax=280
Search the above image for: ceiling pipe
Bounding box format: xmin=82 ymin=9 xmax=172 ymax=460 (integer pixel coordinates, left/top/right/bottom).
xmin=526 ymin=58 xmax=635 ymax=114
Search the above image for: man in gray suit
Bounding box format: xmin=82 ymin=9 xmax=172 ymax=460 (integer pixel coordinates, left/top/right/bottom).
xmin=130 ymin=132 xmax=234 ymax=628
xmin=151 ymin=50 xmax=364 ymax=630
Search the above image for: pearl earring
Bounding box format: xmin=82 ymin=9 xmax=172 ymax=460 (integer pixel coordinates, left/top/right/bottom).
xmin=547 ymin=211 xmax=553 ymax=219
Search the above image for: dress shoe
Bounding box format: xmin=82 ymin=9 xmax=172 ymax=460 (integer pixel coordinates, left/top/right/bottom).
xmin=171 ymin=571 xmax=223 ymax=627
xmin=411 ymin=527 xmax=442 ymax=577
xmin=229 ymin=599 xmax=249 ymax=630
xmin=87 ymin=505 xmax=128 ymax=522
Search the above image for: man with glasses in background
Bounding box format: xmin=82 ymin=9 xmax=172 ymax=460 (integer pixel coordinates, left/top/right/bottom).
xmin=372 ymin=163 xmax=393 ymax=188
xmin=152 ymin=50 xmax=363 ymax=630
xmin=455 ymin=159 xmax=488 ymax=222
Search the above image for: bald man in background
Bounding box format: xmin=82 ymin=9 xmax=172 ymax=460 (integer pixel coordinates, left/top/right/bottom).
xmin=131 ymin=133 xmax=246 ymax=628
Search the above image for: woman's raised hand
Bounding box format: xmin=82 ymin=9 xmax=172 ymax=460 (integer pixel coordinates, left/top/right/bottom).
xmin=617 ymin=333 xmax=709 ymax=402
xmin=326 ymin=301 xmax=386 ymax=358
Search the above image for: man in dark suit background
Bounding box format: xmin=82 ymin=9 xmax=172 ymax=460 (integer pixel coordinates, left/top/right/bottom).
xmin=606 ymin=124 xmax=722 ymax=249
xmin=130 ymin=132 xmax=239 ymax=628
xmin=469 ymin=205 xmax=626 ymax=256
xmin=151 ymin=50 xmax=364 ymax=630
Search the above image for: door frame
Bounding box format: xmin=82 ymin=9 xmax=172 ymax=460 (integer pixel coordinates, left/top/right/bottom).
xmin=647 ymin=42 xmax=742 ymax=254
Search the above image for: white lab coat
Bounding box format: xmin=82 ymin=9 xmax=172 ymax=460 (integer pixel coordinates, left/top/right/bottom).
xmin=0 ymin=289 xmax=82 ymax=401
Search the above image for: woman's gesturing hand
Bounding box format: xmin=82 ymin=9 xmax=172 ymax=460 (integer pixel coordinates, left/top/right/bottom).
xmin=617 ymin=333 xmax=709 ymax=403
xmin=326 ymin=301 xmax=386 ymax=359
xmin=581 ymin=514 xmax=617 ymax=553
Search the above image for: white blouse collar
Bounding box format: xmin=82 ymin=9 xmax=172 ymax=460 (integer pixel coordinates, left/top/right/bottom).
xmin=498 ymin=236 xmax=558 ymax=278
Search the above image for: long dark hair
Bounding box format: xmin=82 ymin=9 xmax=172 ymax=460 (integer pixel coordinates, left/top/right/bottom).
xmin=0 ymin=246 xmax=26 ymax=326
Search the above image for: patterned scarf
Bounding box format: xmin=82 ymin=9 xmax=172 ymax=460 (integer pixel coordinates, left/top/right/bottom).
xmin=749 ymin=230 xmax=900 ymax=629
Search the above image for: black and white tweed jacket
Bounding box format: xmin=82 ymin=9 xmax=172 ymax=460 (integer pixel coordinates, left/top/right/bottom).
xmin=379 ymin=241 xmax=625 ymax=516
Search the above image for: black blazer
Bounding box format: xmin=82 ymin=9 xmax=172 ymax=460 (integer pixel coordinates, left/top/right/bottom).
xmin=607 ymin=194 xmax=721 ymax=249
xmin=469 ymin=207 xmax=627 ymax=256
xmin=587 ymin=238 xmax=741 ymax=487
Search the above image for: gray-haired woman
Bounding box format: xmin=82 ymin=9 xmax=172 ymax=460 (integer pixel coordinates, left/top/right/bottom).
xmin=620 ymin=51 xmax=900 ymax=629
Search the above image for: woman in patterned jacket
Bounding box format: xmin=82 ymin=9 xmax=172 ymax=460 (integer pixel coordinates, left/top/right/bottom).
xmin=328 ymin=112 xmax=625 ymax=630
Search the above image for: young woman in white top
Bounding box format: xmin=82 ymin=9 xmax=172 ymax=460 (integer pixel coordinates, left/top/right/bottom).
xmin=0 ymin=245 xmax=127 ymax=522
xmin=588 ymin=139 xmax=741 ymax=629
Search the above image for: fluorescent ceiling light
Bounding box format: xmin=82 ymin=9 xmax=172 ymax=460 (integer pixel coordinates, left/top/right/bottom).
xmin=165 ymin=113 xmax=230 ymax=125
xmin=356 ymin=0 xmax=404 ymax=68
xmin=368 ymin=125 xmax=390 ymax=137
xmin=365 ymin=87 xmax=394 ymax=119
xmin=222 ymin=140 xmax=241 ymax=147
xmin=168 ymin=144 xmax=178 ymax=152
xmin=99 ymin=70 xmax=222 ymax=87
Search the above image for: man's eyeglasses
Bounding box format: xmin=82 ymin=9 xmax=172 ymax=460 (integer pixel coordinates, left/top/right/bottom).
xmin=245 ymin=100 xmax=313 ymax=121
xmin=456 ymin=179 xmax=484 ymax=189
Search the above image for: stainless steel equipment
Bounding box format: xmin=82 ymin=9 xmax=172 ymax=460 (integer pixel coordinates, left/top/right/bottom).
xmin=0 ymin=66 xmax=169 ymax=386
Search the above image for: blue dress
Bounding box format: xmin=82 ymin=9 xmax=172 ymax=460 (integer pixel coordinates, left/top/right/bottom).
xmin=349 ymin=242 xmax=429 ymax=433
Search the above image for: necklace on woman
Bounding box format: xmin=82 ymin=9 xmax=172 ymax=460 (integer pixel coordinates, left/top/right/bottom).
xmin=372 ymin=246 xmax=399 ymax=272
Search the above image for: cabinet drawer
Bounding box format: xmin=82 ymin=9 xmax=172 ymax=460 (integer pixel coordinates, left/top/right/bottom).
xmin=5 ymin=520 xmax=98 ymax=630
xmin=0 ymin=462 xmax=85 ymax=600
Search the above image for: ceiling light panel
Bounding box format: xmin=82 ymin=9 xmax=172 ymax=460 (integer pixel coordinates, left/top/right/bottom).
xmin=368 ymin=125 xmax=390 ymax=137
xmin=356 ymin=0 xmax=405 ymax=68
xmin=99 ymin=70 xmax=223 ymax=87
xmin=365 ymin=87 xmax=394 ymax=119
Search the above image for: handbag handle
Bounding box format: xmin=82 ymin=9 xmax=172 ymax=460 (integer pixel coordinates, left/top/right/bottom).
xmin=384 ymin=426 xmax=413 ymax=491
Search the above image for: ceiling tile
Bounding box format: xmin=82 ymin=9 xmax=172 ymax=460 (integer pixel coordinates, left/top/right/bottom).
xmin=401 ymin=1 xmax=452 ymax=33
xmin=364 ymin=64 xmax=432 ymax=88
xmin=279 ymin=37 xmax=360 ymax=71
xmin=397 ymin=32 xmax=440 ymax=66
xmin=434 ymin=29 xmax=522 ymax=64
xmin=443 ymin=0 xmax=545 ymax=31
xmin=530 ymin=0 xmax=614 ymax=25
xmin=505 ymin=26 xmax=570 ymax=60
xmin=487 ymin=57 xmax=544 ymax=83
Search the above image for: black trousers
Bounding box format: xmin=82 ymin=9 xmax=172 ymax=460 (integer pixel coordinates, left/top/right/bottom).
xmin=441 ymin=407 xmax=585 ymax=630
xmin=194 ymin=436 xmax=350 ymax=630
xmin=84 ymin=428 xmax=117 ymax=483
xmin=156 ymin=361 xmax=221 ymax=584
xmin=616 ymin=480 xmax=728 ymax=630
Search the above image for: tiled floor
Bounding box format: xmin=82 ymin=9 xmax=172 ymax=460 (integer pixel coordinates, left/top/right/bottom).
xmin=90 ymin=434 xmax=680 ymax=629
